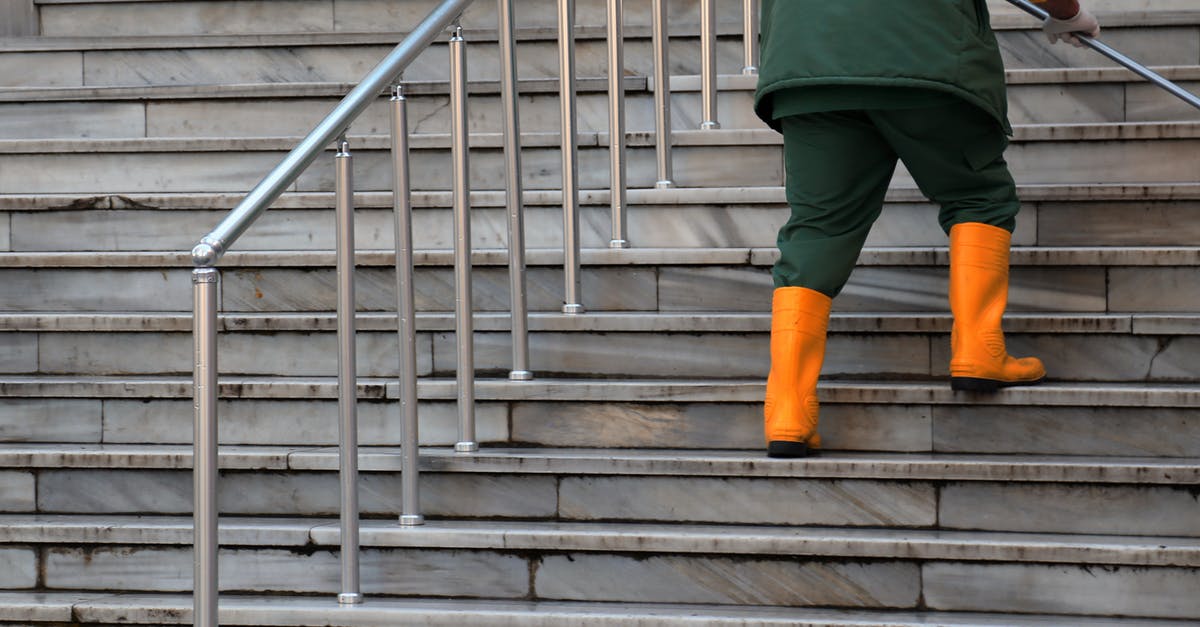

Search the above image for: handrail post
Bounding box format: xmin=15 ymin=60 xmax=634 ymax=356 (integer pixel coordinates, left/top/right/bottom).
xmin=334 ymin=138 xmax=362 ymax=605
xmin=391 ymin=85 xmax=424 ymax=526
xmin=742 ymin=0 xmax=758 ymax=75
xmin=699 ymin=0 xmax=720 ymax=129
xmin=607 ymin=0 xmax=630 ymax=249
xmin=651 ymin=0 xmax=673 ymax=188
xmin=559 ymin=0 xmax=585 ymax=314
xmin=498 ymin=0 xmax=533 ymax=382
xmin=191 ymin=267 xmax=219 ymax=627
xmin=450 ymin=25 xmax=479 ymax=453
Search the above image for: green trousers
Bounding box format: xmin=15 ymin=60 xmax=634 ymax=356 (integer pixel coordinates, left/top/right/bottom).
xmin=774 ymin=100 xmax=1021 ymax=297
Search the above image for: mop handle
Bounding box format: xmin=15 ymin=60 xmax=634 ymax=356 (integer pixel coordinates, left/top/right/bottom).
xmin=1006 ymin=0 xmax=1200 ymax=112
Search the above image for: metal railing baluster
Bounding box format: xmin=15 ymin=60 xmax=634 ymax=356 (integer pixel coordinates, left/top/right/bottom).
xmin=742 ymin=0 xmax=758 ymax=75
xmin=334 ymin=138 xmax=362 ymax=605
xmin=700 ymin=0 xmax=719 ymax=130
xmin=498 ymin=0 xmax=534 ymax=381
xmin=651 ymin=0 xmax=673 ymax=188
xmin=391 ymin=84 xmax=424 ymax=526
xmin=559 ymin=0 xmax=585 ymax=314
xmin=607 ymin=0 xmax=629 ymax=249
xmin=450 ymin=25 xmax=478 ymax=452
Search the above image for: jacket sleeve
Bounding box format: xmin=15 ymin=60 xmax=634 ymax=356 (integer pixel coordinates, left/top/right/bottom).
xmin=1033 ymin=0 xmax=1082 ymax=20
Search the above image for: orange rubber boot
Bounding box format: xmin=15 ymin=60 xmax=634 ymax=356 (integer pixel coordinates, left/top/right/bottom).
xmin=949 ymin=223 xmax=1046 ymax=392
xmin=764 ymin=286 xmax=832 ymax=458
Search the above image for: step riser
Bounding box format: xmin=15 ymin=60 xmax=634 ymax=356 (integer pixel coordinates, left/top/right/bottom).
xmin=0 ymin=264 xmax=1191 ymax=313
xmin=7 ymin=546 xmax=1193 ymax=619
xmin=10 ymin=469 xmax=1200 ymax=538
xmin=6 ymin=24 xmax=1198 ymax=90
xmin=0 ymin=38 xmax=750 ymax=89
xmin=0 ymin=142 xmax=785 ymax=194
xmin=6 ymin=396 xmax=1198 ymax=457
xmin=9 ymin=199 xmax=1200 ymax=252
xmin=10 ymin=545 xmax=1193 ymax=620
xmin=4 ymin=330 xmax=1197 ymax=382
xmin=8 ymin=79 xmax=1199 ymax=142
xmin=37 ymin=0 xmax=746 ymax=38
xmin=5 ymin=135 xmax=1198 ymax=194
xmin=34 ymin=0 xmax=1199 ymax=37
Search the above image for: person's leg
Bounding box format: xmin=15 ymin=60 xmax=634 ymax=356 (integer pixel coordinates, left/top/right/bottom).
xmin=765 ymin=113 xmax=898 ymax=458
xmin=871 ymin=102 xmax=1044 ymax=391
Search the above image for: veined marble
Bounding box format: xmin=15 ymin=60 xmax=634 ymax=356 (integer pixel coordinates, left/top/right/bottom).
xmin=536 ymin=554 xmax=920 ymax=607
xmin=933 ymin=405 xmax=1200 ymax=457
xmin=940 ymin=482 xmax=1200 ymax=536
xmin=0 ymin=399 xmax=101 ymax=443
xmin=558 ymin=476 xmax=937 ymax=526
xmin=924 ymin=562 xmax=1200 ymax=618
xmin=100 ymin=399 xmax=509 ymax=446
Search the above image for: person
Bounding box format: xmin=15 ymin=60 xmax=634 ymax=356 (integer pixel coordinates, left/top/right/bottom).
xmin=755 ymin=0 xmax=1100 ymax=459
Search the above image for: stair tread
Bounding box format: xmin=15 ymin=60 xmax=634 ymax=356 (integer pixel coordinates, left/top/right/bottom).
xmin=2 ymin=183 xmax=1197 ymax=211
xmin=1 ymin=246 xmax=1197 ymax=268
xmin=0 ymin=375 xmax=1195 ymax=406
xmin=4 ymin=443 xmax=1197 ymax=484
xmin=5 ymin=65 xmax=1199 ymax=104
xmin=3 ymin=591 xmax=1197 ymax=626
xmin=6 ymin=311 xmax=1193 ymax=334
xmin=2 ymin=514 xmax=1198 ymax=566
xmin=2 ymin=122 xmax=1197 ymax=154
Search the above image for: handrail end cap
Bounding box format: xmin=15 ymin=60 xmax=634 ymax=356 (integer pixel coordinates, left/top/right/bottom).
xmin=191 ymin=241 xmax=222 ymax=267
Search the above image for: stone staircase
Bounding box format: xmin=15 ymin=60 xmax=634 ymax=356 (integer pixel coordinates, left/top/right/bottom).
xmin=1 ymin=0 xmax=1199 ymax=624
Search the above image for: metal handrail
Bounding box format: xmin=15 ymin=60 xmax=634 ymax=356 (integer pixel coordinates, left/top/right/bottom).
xmin=1006 ymin=0 xmax=1200 ymax=112
xmin=188 ymin=1 xmax=478 ymax=625
xmin=186 ymin=0 xmax=759 ymax=624
xmin=190 ymin=0 xmax=475 ymax=267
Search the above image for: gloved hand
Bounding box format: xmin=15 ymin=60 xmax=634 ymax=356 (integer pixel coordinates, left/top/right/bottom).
xmin=1044 ymin=8 xmax=1100 ymax=47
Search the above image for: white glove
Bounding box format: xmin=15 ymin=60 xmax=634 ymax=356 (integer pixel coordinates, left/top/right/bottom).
xmin=1044 ymin=8 xmax=1100 ymax=48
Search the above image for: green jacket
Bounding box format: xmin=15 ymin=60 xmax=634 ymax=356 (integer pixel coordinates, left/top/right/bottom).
xmin=754 ymin=0 xmax=1011 ymax=134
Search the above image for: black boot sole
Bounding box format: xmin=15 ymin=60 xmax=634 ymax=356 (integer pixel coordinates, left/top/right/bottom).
xmin=767 ymin=440 xmax=812 ymax=458
xmin=951 ymin=376 xmax=1046 ymax=393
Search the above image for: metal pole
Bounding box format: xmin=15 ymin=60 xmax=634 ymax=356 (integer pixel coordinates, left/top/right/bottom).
xmin=742 ymin=0 xmax=758 ymax=75
xmin=450 ymin=26 xmax=478 ymax=452
xmin=558 ymin=0 xmax=585 ymax=314
xmin=498 ymin=0 xmax=534 ymax=381
xmin=699 ymin=0 xmax=720 ymax=129
xmin=607 ymin=0 xmax=630 ymax=249
xmin=334 ymin=138 xmax=362 ymax=605
xmin=192 ymin=267 xmax=219 ymax=627
xmin=1006 ymin=0 xmax=1200 ymax=112
xmin=651 ymin=0 xmax=673 ymax=188
xmin=390 ymin=85 xmax=424 ymax=526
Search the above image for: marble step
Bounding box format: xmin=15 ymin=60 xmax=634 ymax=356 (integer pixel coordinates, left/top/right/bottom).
xmin=33 ymin=0 xmax=752 ymax=37
xmin=0 ymin=76 xmax=766 ymax=141
xmin=6 ymin=445 xmax=1200 ymax=538
xmin=0 ymin=247 xmax=1195 ymax=313
xmin=7 ymin=593 xmax=1200 ymax=627
xmin=2 ymin=518 xmax=1199 ymax=616
xmin=30 ymin=0 xmax=1199 ymax=37
xmin=0 ymin=28 xmax=751 ymax=89
xmin=4 ymin=377 xmax=1200 ymax=456
xmin=5 ymin=22 xmax=1200 ymax=91
xmin=4 ymin=123 xmax=1200 ymax=194
xmin=1 ymin=376 xmax=1196 ymax=407
xmin=7 ymin=515 xmax=1200 ymax=566
xmin=2 ymin=312 xmax=1196 ymax=381
xmin=4 ymin=67 xmax=1199 ymax=142
xmin=4 ymin=184 xmax=1200 ymax=251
